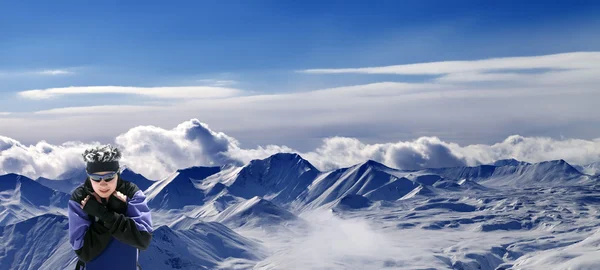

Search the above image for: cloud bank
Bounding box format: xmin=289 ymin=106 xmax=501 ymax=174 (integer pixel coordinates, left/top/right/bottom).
xmin=3 ymin=51 xmax=599 ymax=152
xmin=3 ymin=51 xmax=599 ymax=151
xmin=0 ymin=69 xmax=74 ymax=77
xmin=36 ymin=69 xmax=74 ymax=76
xmin=300 ymin=51 xmax=600 ymax=75
xmin=17 ymin=86 xmax=243 ymax=100
xmin=1 ymin=119 xmax=599 ymax=181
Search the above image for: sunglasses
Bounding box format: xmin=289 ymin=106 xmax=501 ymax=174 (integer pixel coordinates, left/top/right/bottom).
xmin=87 ymin=171 xmax=118 ymax=182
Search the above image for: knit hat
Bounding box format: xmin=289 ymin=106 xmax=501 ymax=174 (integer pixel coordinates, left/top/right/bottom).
xmin=82 ymin=144 xmax=122 ymax=174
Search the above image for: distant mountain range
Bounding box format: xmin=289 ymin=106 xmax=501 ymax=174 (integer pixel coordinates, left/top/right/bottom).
xmin=0 ymin=153 xmax=599 ymax=269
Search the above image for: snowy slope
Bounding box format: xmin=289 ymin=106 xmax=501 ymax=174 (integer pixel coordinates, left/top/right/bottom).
xmin=144 ymin=153 xmax=320 ymax=216
xmin=143 ymin=155 xmax=455 ymax=215
xmin=511 ymin=227 xmax=600 ymax=269
xmin=399 ymin=184 xmax=435 ymax=200
xmin=426 ymin=159 xmax=588 ymax=186
xmin=145 ymin=166 xmax=221 ymax=209
xmin=36 ymin=167 xmax=90 ymax=194
xmin=226 ymin=153 xmax=320 ymax=205
xmin=35 ymin=167 xmax=155 ymax=194
xmin=299 ymin=161 xmax=443 ymax=209
xmin=139 ymin=222 xmax=266 ymax=270
xmin=333 ymin=194 xmax=373 ymax=210
xmin=490 ymin=158 xmax=531 ymax=167
xmin=0 ymin=212 xmax=266 ymax=270
xmin=214 ymin=196 xmax=298 ymax=228
xmin=120 ymin=168 xmax=156 ymax=191
xmin=4 ymin=153 xmax=600 ymax=269
xmin=575 ymin=161 xmax=600 ymax=176
xmin=143 ymin=154 xmax=489 ymax=216
xmin=0 ymin=214 xmax=70 ymax=270
xmin=0 ymin=173 xmax=70 ymax=226
xmin=35 ymin=176 xmax=82 ymax=194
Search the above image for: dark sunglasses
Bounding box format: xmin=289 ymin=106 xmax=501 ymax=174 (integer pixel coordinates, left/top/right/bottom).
xmin=87 ymin=171 xmax=118 ymax=182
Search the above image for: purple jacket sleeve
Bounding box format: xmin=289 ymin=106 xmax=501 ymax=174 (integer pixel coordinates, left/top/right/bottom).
xmin=103 ymin=189 xmax=153 ymax=250
xmin=67 ymin=199 xmax=113 ymax=262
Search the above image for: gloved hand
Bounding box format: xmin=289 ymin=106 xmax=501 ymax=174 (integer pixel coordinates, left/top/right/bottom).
xmin=82 ymin=195 xmax=117 ymax=225
xmin=107 ymin=191 xmax=128 ymax=214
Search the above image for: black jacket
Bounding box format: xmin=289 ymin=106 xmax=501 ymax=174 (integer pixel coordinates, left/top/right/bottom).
xmin=67 ymin=175 xmax=153 ymax=268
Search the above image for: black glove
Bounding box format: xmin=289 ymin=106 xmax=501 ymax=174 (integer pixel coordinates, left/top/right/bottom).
xmin=82 ymin=197 xmax=117 ymax=226
xmin=107 ymin=193 xmax=128 ymax=214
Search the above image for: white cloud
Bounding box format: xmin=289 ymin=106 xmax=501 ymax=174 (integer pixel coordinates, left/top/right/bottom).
xmin=434 ymin=72 xmax=528 ymax=83
xmin=300 ymin=51 xmax=600 ymax=75
xmin=301 ymin=135 xmax=600 ymax=172
xmin=3 ymin=75 xmax=599 ymax=156
xmin=3 ymin=52 xmax=600 ymax=160
xmin=112 ymin=120 xmax=244 ymax=179
xmin=33 ymin=105 xmax=165 ymax=115
xmin=17 ymin=86 xmax=243 ymax=100
xmin=36 ymin=69 xmax=74 ymax=76
xmin=0 ymin=136 xmax=92 ymax=180
xmin=196 ymin=79 xmax=238 ymax=87
xmin=0 ymin=69 xmax=75 ymax=77
xmin=0 ymin=112 xmax=11 ymax=116
xmin=0 ymin=119 xmax=289 ymax=180
xmin=1 ymin=119 xmax=600 ymax=181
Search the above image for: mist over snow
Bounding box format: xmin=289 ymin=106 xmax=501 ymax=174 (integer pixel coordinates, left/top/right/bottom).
xmin=247 ymin=209 xmax=417 ymax=270
xmin=1 ymin=119 xmax=600 ymax=180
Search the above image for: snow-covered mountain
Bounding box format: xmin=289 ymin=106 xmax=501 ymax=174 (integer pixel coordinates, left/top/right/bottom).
xmin=2 ymin=153 xmax=600 ymax=269
xmin=120 ymin=167 xmax=156 ymax=191
xmin=36 ymin=167 xmax=156 ymax=194
xmin=574 ymin=161 xmax=600 ymax=176
xmin=214 ymin=196 xmax=299 ymax=228
xmin=426 ymin=159 xmax=589 ymax=186
xmin=489 ymin=158 xmax=531 ymax=167
xmin=297 ymin=160 xmax=419 ymax=209
xmin=139 ymin=155 xmax=594 ymax=218
xmin=333 ymin=194 xmax=373 ymax=210
xmin=0 ymin=173 xmax=70 ymax=226
xmin=226 ymin=153 xmax=320 ymax=205
xmin=0 ymin=213 xmax=266 ymax=270
xmin=145 ymin=166 xmax=221 ymax=209
xmin=35 ymin=176 xmax=82 ymax=194
xmin=139 ymin=222 xmax=266 ymax=270
xmin=0 ymin=213 xmax=72 ymax=270
xmin=145 ymin=155 xmax=451 ymax=216
xmin=35 ymin=167 xmax=88 ymax=194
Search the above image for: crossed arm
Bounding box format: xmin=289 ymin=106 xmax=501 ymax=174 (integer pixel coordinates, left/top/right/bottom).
xmin=67 ymin=190 xmax=153 ymax=263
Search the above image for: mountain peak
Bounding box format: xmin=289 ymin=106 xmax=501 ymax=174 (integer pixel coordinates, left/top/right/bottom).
xmin=359 ymin=159 xmax=391 ymax=170
xmin=539 ymin=159 xmax=581 ymax=174
xmin=176 ymin=165 xmax=221 ymax=179
xmin=239 ymin=152 xmax=320 ymax=182
xmin=0 ymin=174 xmax=70 ymax=224
xmin=491 ymin=158 xmax=530 ymax=167
xmin=119 ymin=167 xmax=155 ymax=191
xmin=257 ymin=152 xmax=318 ymax=171
xmin=538 ymin=159 xmax=577 ymax=169
xmin=0 ymin=173 xmax=32 ymax=191
xmin=227 ymin=152 xmax=320 ymax=204
xmin=145 ymin=167 xmax=220 ymax=209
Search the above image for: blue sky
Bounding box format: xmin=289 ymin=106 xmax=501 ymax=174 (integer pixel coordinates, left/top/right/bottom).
xmin=2 ymin=1 xmax=599 ymax=91
xmin=1 ymin=0 xmax=600 ymax=152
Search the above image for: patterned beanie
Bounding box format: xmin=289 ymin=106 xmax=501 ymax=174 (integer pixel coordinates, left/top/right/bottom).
xmin=82 ymin=144 xmax=122 ymax=174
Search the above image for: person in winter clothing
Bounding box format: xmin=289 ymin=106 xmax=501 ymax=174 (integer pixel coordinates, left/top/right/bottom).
xmin=67 ymin=144 xmax=153 ymax=270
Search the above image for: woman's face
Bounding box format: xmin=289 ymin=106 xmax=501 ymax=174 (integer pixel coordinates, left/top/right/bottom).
xmin=90 ymin=171 xmax=118 ymax=198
